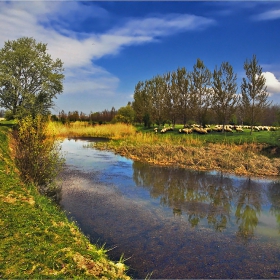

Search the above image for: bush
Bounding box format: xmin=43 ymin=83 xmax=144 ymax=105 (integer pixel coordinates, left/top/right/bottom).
xmin=12 ymin=115 xmax=64 ymax=200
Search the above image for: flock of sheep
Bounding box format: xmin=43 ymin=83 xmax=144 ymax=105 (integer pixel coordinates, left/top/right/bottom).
xmin=154 ymin=124 xmax=279 ymax=134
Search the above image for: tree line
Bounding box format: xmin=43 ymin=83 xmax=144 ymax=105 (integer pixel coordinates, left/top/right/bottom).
xmin=0 ymin=37 xmax=279 ymax=134
xmin=53 ymin=107 xmax=118 ymax=124
xmin=132 ymin=56 xmax=274 ymax=134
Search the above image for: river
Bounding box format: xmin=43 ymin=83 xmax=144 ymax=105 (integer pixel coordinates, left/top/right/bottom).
xmin=58 ymin=138 xmax=280 ymax=279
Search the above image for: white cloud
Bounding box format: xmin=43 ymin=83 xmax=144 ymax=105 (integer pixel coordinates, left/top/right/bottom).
xmin=263 ymin=72 xmax=280 ymax=94
xmin=253 ymin=9 xmax=280 ymax=21
xmin=113 ymin=14 xmax=215 ymax=38
xmin=63 ymin=65 xmax=119 ymax=96
xmin=0 ymin=1 xmax=215 ymax=112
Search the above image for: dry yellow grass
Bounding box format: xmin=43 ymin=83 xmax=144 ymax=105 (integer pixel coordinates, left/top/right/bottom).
xmin=96 ymin=138 xmax=280 ymax=177
xmin=48 ymin=121 xmax=136 ymax=139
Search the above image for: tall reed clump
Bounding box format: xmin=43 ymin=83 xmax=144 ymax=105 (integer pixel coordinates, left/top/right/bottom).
xmin=11 ymin=115 xmax=65 ymax=199
xmin=49 ymin=121 xmax=136 ymax=139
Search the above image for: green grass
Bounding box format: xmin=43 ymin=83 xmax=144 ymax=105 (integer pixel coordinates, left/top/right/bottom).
xmin=0 ymin=124 xmax=130 ymax=279
xmin=136 ymin=125 xmax=280 ymax=147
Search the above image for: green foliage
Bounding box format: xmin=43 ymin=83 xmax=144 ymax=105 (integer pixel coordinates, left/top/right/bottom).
xmin=0 ymin=37 xmax=64 ymax=119
xmin=12 ymin=115 xmax=64 ymax=198
xmin=113 ymin=104 xmax=135 ymax=124
xmin=143 ymin=113 xmax=152 ymax=128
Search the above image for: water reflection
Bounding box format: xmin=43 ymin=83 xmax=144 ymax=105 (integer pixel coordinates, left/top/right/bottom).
xmin=131 ymin=161 xmax=280 ymax=241
xmin=60 ymin=139 xmax=280 ymax=278
xmin=268 ymin=181 xmax=280 ymax=233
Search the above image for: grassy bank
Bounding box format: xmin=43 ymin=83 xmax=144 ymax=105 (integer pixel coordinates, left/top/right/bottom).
xmin=50 ymin=122 xmax=280 ymax=177
xmin=0 ymin=124 xmax=130 ymax=279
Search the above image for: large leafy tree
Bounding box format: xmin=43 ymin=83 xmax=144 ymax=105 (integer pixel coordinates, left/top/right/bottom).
xmin=0 ymin=37 xmax=64 ymax=119
xmin=114 ymin=103 xmax=135 ymax=124
xmin=241 ymin=54 xmax=270 ymax=134
xmin=212 ymin=61 xmax=239 ymax=132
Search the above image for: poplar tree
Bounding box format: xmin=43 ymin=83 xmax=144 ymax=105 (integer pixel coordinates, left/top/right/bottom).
xmin=241 ymin=55 xmax=270 ymax=134
xmin=189 ymin=59 xmax=212 ymax=126
xmin=212 ymin=62 xmax=238 ymax=132
xmin=171 ymin=67 xmax=190 ymax=126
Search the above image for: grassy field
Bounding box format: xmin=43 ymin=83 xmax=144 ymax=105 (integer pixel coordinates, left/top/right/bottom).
xmin=49 ymin=121 xmax=280 ymax=148
xmin=0 ymin=123 xmax=130 ymax=279
xmin=136 ymin=124 xmax=280 ymax=147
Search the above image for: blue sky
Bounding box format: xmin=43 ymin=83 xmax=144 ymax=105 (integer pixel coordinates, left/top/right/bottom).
xmin=1 ymin=1 xmax=280 ymax=114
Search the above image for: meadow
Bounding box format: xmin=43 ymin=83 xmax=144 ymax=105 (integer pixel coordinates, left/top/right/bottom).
xmin=0 ymin=123 xmax=129 ymax=278
xmin=50 ymin=122 xmax=280 ymax=177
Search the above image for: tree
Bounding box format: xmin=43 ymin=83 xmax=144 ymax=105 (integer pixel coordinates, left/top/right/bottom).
xmin=132 ymin=80 xmax=154 ymax=126
xmin=170 ymin=67 xmax=190 ymax=126
xmin=189 ymin=59 xmax=212 ymax=126
xmin=149 ymin=75 xmax=167 ymax=126
xmin=114 ymin=104 xmax=135 ymax=124
xmin=0 ymin=37 xmax=64 ymax=119
xmin=241 ymin=55 xmax=271 ymax=134
xmin=212 ymin=62 xmax=239 ymax=132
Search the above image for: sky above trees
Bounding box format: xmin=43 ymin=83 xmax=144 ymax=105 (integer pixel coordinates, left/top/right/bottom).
xmin=0 ymin=1 xmax=280 ymax=114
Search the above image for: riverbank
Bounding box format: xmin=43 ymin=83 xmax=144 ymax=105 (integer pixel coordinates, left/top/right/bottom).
xmin=0 ymin=124 xmax=130 ymax=279
xmin=49 ymin=121 xmax=280 ymax=177
xmin=94 ymin=139 xmax=280 ymax=177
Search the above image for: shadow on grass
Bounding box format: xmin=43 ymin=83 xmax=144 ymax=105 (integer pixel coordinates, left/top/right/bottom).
xmin=0 ymin=121 xmax=17 ymax=128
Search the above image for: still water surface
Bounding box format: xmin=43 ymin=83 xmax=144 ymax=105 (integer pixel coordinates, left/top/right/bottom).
xmin=59 ymin=138 xmax=280 ymax=279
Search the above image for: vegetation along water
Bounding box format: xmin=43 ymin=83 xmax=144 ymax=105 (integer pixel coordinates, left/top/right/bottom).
xmin=1 ymin=36 xmax=280 ymax=278
xmin=0 ymin=122 xmax=130 ymax=278
xmin=50 ymin=121 xmax=280 ymax=178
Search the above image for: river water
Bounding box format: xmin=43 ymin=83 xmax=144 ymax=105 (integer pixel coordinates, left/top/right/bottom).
xmin=58 ymin=138 xmax=280 ymax=279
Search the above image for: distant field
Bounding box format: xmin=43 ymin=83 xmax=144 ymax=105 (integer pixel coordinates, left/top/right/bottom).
xmin=136 ymin=125 xmax=280 ymax=147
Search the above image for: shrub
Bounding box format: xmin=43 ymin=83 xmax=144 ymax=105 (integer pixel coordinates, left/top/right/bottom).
xmin=11 ymin=115 xmax=64 ymax=200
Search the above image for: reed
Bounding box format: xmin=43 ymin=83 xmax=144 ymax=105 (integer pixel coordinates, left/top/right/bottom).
xmin=48 ymin=121 xmax=136 ymax=139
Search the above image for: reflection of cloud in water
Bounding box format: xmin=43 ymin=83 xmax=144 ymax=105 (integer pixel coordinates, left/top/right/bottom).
xmin=61 ymin=139 xmax=132 ymax=172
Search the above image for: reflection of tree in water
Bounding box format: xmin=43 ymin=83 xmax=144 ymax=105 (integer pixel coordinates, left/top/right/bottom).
xmin=268 ymin=181 xmax=280 ymax=233
xmin=235 ymin=179 xmax=262 ymax=243
xmin=132 ymin=162 xmax=233 ymax=231
xmin=132 ymin=162 xmax=272 ymax=241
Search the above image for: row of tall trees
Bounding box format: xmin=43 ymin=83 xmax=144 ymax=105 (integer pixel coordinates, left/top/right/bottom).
xmin=132 ymin=55 xmax=271 ymax=133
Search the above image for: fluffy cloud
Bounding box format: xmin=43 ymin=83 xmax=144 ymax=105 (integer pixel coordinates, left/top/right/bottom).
xmin=263 ymin=72 xmax=280 ymax=94
xmin=0 ymin=1 xmax=215 ymax=112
